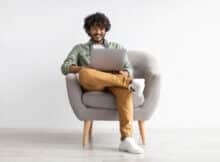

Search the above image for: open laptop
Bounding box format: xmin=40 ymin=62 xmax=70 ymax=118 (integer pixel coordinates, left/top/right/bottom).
xmin=88 ymin=48 xmax=127 ymax=71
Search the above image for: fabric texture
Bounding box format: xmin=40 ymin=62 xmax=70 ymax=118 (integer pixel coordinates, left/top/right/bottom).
xmin=82 ymin=91 xmax=144 ymax=109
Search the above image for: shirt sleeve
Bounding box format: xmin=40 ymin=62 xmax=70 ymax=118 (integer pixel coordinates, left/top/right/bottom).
xmin=122 ymin=53 xmax=134 ymax=78
xmin=61 ymin=45 xmax=80 ymax=75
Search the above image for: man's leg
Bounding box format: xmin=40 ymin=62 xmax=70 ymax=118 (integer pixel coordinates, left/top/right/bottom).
xmin=78 ymin=67 xmax=132 ymax=91
xmin=78 ymin=67 xmax=134 ymax=138
xmin=107 ymin=86 xmax=144 ymax=154
xmin=107 ymin=87 xmax=133 ymax=140
xmin=78 ymin=67 xmax=144 ymax=153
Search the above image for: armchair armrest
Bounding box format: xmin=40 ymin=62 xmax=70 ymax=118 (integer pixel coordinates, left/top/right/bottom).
xmin=139 ymin=54 xmax=161 ymax=120
xmin=65 ymin=73 xmax=87 ymax=119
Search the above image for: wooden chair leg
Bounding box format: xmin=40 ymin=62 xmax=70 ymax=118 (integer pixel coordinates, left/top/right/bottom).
xmin=89 ymin=120 xmax=93 ymax=140
xmin=138 ymin=120 xmax=146 ymax=145
xmin=82 ymin=120 xmax=91 ymax=146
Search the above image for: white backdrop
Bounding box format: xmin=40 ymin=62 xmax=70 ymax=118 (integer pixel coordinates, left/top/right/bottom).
xmin=0 ymin=0 xmax=220 ymax=129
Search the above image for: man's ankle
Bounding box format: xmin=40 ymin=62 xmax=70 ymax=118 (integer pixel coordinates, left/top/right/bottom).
xmin=121 ymin=135 xmax=132 ymax=141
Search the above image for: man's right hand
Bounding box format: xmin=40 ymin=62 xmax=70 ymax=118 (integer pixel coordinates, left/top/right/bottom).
xmin=69 ymin=65 xmax=81 ymax=74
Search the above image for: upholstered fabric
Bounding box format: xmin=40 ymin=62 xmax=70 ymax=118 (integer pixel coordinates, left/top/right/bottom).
xmin=82 ymin=91 xmax=144 ymax=110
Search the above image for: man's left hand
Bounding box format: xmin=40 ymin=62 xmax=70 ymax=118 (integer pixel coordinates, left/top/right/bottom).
xmin=119 ymin=70 xmax=129 ymax=77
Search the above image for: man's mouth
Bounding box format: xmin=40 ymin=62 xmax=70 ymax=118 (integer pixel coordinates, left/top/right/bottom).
xmin=94 ymin=35 xmax=102 ymax=40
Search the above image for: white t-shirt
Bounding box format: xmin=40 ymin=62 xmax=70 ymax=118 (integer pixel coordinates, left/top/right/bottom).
xmin=92 ymin=44 xmax=105 ymax=49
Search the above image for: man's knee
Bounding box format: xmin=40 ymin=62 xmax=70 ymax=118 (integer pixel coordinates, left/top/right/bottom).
xmin=79 ymin=67 xmax=90 ymax=80
xmin=78 ymin=67 xmax=94 ymax=85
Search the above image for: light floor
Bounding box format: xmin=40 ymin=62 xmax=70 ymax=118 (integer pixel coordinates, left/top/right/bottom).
xmin=0 ymin=128 xmax=220 ymax=162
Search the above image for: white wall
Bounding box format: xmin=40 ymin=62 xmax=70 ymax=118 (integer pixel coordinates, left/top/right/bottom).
xmin=0 ymin=0 xmax=220 ymax=129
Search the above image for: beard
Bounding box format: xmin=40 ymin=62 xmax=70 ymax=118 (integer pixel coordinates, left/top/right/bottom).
xmin=90 ymin=33 xmax=105 ymax=43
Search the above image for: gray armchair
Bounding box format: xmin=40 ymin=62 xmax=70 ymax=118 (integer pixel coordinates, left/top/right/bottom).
xmin=65 ymin=51 xmax=160 ymax=146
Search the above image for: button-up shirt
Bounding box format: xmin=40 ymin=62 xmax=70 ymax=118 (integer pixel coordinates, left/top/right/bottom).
xmin=61 ymin=39 xmax=134 ymax=77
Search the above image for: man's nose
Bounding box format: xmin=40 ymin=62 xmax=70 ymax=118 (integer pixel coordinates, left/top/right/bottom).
xmin=95 ymin=29 xmax=102 ymax=34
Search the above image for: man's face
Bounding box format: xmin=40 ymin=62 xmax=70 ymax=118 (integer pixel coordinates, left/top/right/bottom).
xmin=88 ymin=25 xmax=106 ymax=43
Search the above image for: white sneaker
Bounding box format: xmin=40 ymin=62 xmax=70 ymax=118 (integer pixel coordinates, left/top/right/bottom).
xmin=128 ymin=79 xmax=145 ymax=96
xmin=119 ymin=137 xmax=144 ymax=154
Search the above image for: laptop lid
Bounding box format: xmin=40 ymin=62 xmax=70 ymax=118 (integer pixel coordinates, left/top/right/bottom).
xmin=89 ymin=48 xmax=126 ymax=71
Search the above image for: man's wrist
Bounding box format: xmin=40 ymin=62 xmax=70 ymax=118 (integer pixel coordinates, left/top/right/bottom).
xmin=69 ymin=64 xmax=80 ymax=73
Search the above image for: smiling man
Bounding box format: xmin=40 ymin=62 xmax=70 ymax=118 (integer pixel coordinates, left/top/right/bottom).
xmin=61 ymin=12 xmax=145 ymax=154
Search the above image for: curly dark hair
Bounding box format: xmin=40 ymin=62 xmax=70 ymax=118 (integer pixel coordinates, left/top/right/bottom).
xmin=84 ymin=12 xmax=111 ymax=34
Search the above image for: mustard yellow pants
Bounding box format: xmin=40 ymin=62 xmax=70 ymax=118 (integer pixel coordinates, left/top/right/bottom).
xmin=78 ymin=67 xmax=134 ymax=140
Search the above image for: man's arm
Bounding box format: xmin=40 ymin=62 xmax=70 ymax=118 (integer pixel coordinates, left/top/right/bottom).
xmin=61 ymin=45 xmax=81 ymax=75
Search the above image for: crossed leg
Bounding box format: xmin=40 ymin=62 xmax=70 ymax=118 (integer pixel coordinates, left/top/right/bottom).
xmin=78 ymin=67 xmax=132 ymax=91
xmin=78 ymin=67 xmax=134 ymax=140
xmin=107 ymin=87 xmax=134 ymax=141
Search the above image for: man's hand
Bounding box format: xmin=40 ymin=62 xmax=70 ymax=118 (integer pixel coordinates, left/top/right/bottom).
xmin=110 ymin=70 xmax=129 ymax=77
xmin=69 ymin=65 xmax=81 ymax=74
xmin=69 ymin=64 xmax=95 ymax=74
xmin=119 ymin=70 xmax=129 ymax=77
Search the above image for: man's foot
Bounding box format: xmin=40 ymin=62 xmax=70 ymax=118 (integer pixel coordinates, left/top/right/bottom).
xmin=128 ymin=79 xmax=145 ymax=96
xmin=119 ymin=137 xmax=144 ymax=154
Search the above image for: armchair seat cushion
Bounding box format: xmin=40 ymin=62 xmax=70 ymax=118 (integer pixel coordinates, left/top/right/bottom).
xmin=82 ymin=91 xmax=144 ymax=110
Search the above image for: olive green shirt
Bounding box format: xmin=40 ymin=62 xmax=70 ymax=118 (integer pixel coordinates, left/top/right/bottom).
xmin=61 ymin=39 xmax=134 ymax=77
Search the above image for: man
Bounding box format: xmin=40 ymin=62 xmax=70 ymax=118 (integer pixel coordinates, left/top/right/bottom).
xmin=61 ymin=12 xmax=145 ymax=154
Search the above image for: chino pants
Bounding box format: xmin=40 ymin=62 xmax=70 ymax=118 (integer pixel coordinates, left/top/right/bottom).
xmin=78 ymin=67 xmax=134 ymax=140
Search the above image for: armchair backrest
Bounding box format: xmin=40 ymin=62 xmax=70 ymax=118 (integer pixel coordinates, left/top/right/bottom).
xmin=127 ymin=51 xmax=159 ymax=78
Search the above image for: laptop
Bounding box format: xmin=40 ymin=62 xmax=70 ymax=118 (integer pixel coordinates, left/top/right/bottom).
xmin=88 ymin=48 xmax=127 ymax=71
